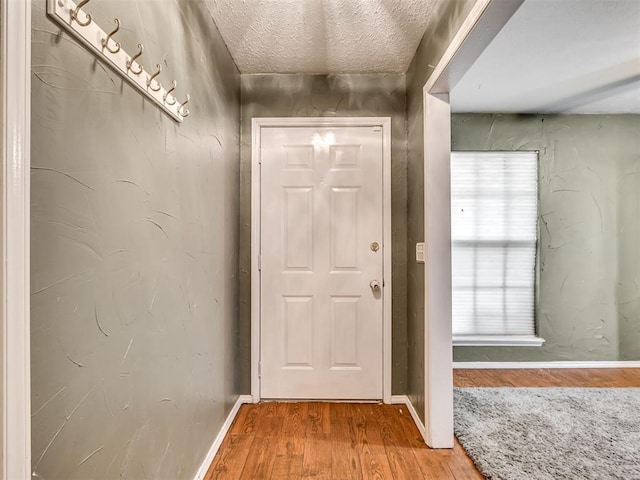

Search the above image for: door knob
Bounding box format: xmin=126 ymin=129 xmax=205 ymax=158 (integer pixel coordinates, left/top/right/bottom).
xmin=370 ymin=280 xmax=381 ymax=292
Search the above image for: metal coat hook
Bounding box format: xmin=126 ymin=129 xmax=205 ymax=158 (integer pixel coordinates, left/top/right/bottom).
xmin=147 ymin=64 xmax=162 ymax=92
xmin=164 ymin=80 xmax=177 ymax=105
xmin=70 ymin=0 xmax=92 ymax=26
xmin=47 ymin=0 xmax=193 ymax=122
xmin=101 ymin=18 xmax=121 ymax=54
xmin=179 ymin=94 xmax=190 ymax=117
xmin=127 ymin=44 xmax=144 ymax=75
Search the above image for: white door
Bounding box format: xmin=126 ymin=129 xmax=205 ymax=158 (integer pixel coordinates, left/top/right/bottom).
xmin=259 ymin=125 xmax=385 ymax=399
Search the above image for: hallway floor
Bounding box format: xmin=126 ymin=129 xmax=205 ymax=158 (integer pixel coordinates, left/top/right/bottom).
xmin=205 ymin=368 xmax=640 ymax=479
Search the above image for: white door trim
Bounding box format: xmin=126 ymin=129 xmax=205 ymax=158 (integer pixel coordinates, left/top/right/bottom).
xmin=2 ymin=0 xmax=32 ymax=477
xmin=420 ymin=0 xmax=524 ymax=447
xmin=251 ymin=117 xmax=392 ymax=403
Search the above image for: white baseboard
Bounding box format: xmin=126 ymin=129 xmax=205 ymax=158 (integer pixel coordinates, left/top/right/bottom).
xmin=390 ymin=395 xmax=426 ymax=443
xmin=193 ymin=394 xmax=253 ymax=480
xmin=453 ymin=361 xmax=640 ymax=369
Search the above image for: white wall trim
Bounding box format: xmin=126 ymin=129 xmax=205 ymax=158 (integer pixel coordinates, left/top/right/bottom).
xmin=2 ymin=0 xmax=32 ymax=478
xmin=251 ymin=117 xmax=393 ymax=403
xmin=453 ymin=361 xmax=640 ymax=369
xmin=422 ymin=92 xmax=454 ymax=449
xmin=420 ymin=0 xmax=524 ymax=449
xmin=192 ymin=395 xmax=253 ymax=480
xmin=381 ymin=117 xmax=392 ymax=404
xmin=425 ymin=0 xmax=525 ymax=94
xmin=424 ymin=0 xmax=492 ymax=94
xmin=250 ymin=120 xmax=261 ymax=403
xmin=390 ymin=395 xmax=426 ymax=443
xmin=453 ymin=335 xmax=545 ymax=347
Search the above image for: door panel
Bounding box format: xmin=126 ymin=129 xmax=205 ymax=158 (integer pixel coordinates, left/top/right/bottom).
xmin=331 ymin=296 xmax=359 ymax=367
xmin=283 ymin=296 xmax=313 ymax=366
xmin=283 ymin=187 xmax=313 ymax=270
xmin=260 ymin=126 xmax=384 ymax=399
xmin=331 ymin=188 xmax=359 ymax=270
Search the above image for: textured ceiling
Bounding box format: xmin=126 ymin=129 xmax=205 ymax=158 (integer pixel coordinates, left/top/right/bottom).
xmin=204 ymin=0 xmax=439 ymax=74
xmin=451 ymin=0 xmax=640 ymax=114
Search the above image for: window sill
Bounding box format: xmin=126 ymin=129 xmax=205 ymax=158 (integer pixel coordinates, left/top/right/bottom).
xmin=453 ymin=335 xmax=546 ymax=347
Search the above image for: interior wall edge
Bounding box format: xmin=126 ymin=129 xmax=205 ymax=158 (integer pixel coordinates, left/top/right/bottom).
xmin=405 ymin=0 xmax=479 ymax=426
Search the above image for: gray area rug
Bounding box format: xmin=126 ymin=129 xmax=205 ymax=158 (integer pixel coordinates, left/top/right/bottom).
xmin=454 ymin=388 xmax=640 ymax=480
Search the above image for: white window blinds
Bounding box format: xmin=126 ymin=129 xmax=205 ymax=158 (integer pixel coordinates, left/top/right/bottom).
xmin=450 ymin=151 xmax=538 ymax=336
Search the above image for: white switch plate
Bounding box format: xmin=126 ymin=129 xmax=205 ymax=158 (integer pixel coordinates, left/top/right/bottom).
xmin=416 ymin=242 xmax=425 ymax=263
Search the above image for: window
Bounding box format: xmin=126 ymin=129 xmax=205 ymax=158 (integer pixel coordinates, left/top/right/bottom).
xmin=450 ymin=151 xmax=542 ymax=346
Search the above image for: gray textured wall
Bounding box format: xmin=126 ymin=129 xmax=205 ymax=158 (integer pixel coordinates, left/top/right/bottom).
xmin=405 ymin=0 xmax=476 ymax=422
xmin=30 ymin=1 xmax=241 ymax=478
xmin=240 ymin=74 xmax=408 ymax=393
xmin=451 ymin=113 xmax=640 ymax=362
xmin=618 ymin=138 xmax=640 ymax=360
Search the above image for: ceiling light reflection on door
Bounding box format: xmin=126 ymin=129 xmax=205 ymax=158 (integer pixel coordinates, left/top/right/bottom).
xmin=311 ymin=132 xmax=336 ymax=148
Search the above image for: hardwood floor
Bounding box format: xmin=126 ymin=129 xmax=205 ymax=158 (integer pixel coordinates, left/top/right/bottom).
xmin=454 ymin=367 xmax=640 ymax=388
xmin=205 ymin=369 xmax=640 ymax=479
xmin=205 ymin=401 xmax=482 ymax=480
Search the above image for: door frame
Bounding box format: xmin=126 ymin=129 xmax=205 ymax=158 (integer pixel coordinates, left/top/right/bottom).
xmin=420 ymin=0 xmax=524 ymax=447
xmin=2 ymin=0 xmax=32 ymax=477
xmin=251 ymin=117 xmax=392 ymax=403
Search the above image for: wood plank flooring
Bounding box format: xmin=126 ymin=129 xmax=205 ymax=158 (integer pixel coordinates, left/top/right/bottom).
xmin=454 ymin=367 xmax=640 ymax=388
xmin=206 ymin=401 xmax=481 ymax=480
xmin=205 ymin=369 xmax=640 ymax=479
